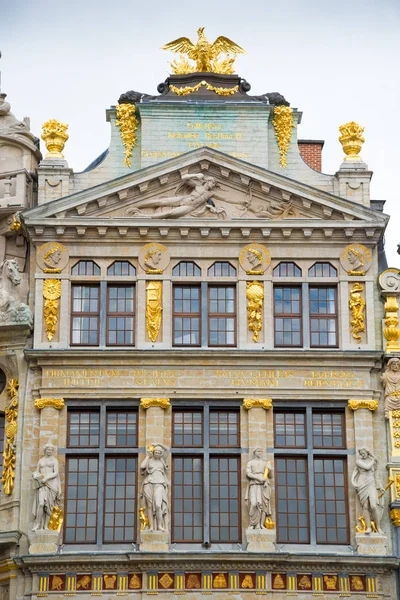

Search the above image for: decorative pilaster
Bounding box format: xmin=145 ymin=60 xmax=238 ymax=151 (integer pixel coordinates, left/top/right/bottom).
xmin=34 ymin=396 xmax=65 ymax=450
xmin=1 ymin=378 xmax=19 ymax=495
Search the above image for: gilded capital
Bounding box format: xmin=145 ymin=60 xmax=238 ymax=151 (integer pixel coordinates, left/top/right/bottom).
xmin=390 ymin=508 xmax=400 ymax=527
xmin=242 ymin=398 xmax=272 ymax=410
xmin=347 ymin=399 xmax=378 ymax=412
xmin=140 ymin=397 xmax=171 ymax=410
xmin=34 ymin=398 xmax=65 ymax=410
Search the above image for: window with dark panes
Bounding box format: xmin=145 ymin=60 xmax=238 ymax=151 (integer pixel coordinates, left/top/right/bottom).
xmin=309 ymin=286 xmax=338 ymax=347
xmin=308 ymin=262 xmax=337 ymax=277
xmin=173 ymin=285 xmax=201 ymax=346
xmin=107 ymin=261 xmax=136 ymax=276
xmin=208 ymin=286 xmax=236 ymax=346
xmin=274 ymin=408 xmax=348 ymax=546
xmin=65 ymin=407 xmax=138 ymax=545
xmin=71 ymin=285 xmax=100 ymax=345
xmin=207 ymin=261 xmax=236 ymax=277
xmin=273 ymin=262 xmax=302 ymax=277
xmin=106 ymin=285 xmax=135 ymax=346
xmin=71 ymin=260 xmax=101 ymax=276
xmin=172 ymin=261 xmax=201 ymax=277
xmin=171 ymin=406 xmax=240 ymax=544
xmin=274 ymin=286 xmax=302 ymax=347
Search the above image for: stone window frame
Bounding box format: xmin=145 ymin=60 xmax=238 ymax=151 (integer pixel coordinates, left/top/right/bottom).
xmin=273 ymin=403 xmax=350 ymax=548
xmin=64 ymin=400 xmax=140 ymax=549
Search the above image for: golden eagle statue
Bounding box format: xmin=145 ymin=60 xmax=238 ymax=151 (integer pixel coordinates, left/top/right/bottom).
xmin=161 ymin=27 xmax=245 ymax=74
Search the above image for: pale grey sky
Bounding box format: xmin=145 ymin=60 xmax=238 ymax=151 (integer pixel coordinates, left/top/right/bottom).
xmin=2 ymin=0 xmax=400 ymax=265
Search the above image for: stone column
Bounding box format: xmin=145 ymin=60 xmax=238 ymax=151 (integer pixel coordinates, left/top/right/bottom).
xmin=242 ymin=398 xmax=275 ymax=551
xmin=139 ymin=397 xmax=171 ymax=552
xmin=347 ymin=399 xmax=387 ymax=555
xmin=29 ymin=398 xmax=65 ymax=554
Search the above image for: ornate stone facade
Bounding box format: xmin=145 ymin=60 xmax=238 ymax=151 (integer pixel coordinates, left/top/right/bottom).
xmin=0 ymin=42 xmax=398 ymax=600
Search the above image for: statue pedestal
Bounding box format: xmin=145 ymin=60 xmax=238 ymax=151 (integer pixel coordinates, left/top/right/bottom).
xmin=140 ymin=530 xmax=169 ymax=552
xmin=355 ymin=533 xmax=388 ymax=556
xmin=29 ymin=529 xmax=59 ymax=554
xmin=246 ymin=527 xmax=276 ymax=552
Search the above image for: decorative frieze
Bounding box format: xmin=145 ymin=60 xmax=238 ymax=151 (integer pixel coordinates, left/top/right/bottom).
xmin=140 ymin=397 xmax=171 ymax=410
xmin=347 ymin=399 xmax=378 ymax=411
xmin=242 ymin=398 xmax=272 ymax=410
xmin=34 ymin=398 xmax=64 ymax=410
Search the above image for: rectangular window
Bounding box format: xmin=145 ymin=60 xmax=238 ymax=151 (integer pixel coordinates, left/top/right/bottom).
xmin=65 ymin=407 xmax=138 ymax=545
xmin=208 ymin=285 xmax=236 ymax=346
xmin=309 ymin=287 xmax=338 ymax=347
xmin=71 ymin=285 xmax=100 ymax=345
xmin=274 ymin=287 xmax=302 ymax=347
xmin=106 ymin=285 xmax=135 ymax=346
xmin=171 ymin=406 xmax=241 ymax=544
xmin=173 ymin=285 xmax=201 ymax=346
xmin=274 ymin=408 xmax=348 ymax=546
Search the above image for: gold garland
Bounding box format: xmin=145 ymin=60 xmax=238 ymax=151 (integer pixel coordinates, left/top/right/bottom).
xmin=2 ymin=378 xmax=19 ymax=495
xmin=349 ymin=283 xmax=365 ymax=343
xmin=246 ymin=281 xmax=264 ymax=342
xmin=169 ymin=80 xmax=239 ymax=96
xmin=272 ymin=105 xmax=294 ymax=168
xmin=116 ymin=103 xmax=139 ymax=168
xmin=43 ymin=279 xmax=62 ymax=341
xmin=146 ymin=281 xmax=162 ymax=342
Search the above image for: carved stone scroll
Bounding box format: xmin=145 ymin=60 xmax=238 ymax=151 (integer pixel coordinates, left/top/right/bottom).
xmin=243 ymin=398 xmax=272 ymax=410
xmin=35 ymin=398 xmax=65 ymax=410
xmin=140 ymin=398 xmax=170 ymax=410
xmin=347 ymin=399 xmax=378 ymax=412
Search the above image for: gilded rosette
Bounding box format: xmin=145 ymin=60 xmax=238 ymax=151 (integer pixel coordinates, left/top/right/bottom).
xmin=272 ymin=106 xmax=294 ymax=168
xmin=1 ymin=378 xmax=19 ymax=495
xmin=41 ymin=119 xmax=69 ymax=159
xmin=242 ymin=398 xmax=272 ymax=410
xmin=116 ymin=103 xmax=138 ymax=168
xmin=43 ymin=279 xmax=62 ymax=342
xmin=347 ymin=399 xmax=378 ymax=411
xmin=34 ymin=398 xmax=65 ymax=410
xmin=140 ymin=397 xmax=171 ymax=410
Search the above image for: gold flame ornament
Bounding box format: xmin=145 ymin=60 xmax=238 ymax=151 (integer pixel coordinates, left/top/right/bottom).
xmin=41 ymin=119 xmax=69 ymax=159
xmin=43 ymin=279 xmax=62 ymax=341
xmin=146 ymin=281 xmax=162 ymax=342
xmin=272 ymin=106 xmax=294 ymax=168
xmin=339 ymin=121 xmax=365 ymax=161
xmin=246 ymin=281 xmax=264 ymax=342
xmin=116 ymin=103 xmax=139 ymax=168
xmin=162 ymin=27 xmax=245 ymax=74
xmin=349 ymin=283 xmax=365 ymax=343
xmin=1 ymin=378 xmax=19 ymax=495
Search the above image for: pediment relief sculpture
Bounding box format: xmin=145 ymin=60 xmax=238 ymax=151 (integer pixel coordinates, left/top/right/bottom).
xmin=0 ymin=259 xmax=33 ymax=327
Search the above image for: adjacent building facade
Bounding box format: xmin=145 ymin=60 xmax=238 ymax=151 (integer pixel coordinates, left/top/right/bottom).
xmin=1 ymin=38 xmax=400 ymax=599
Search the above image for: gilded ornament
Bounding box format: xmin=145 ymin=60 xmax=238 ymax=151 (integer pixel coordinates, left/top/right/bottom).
xmin=264 ymin=516 xmax=275 ymax=529
xmin=246 ymin=281 xmax=264 ymax=342
xmin=37 ymin=241 xmax=68 ymax=273
xmin=272 ymin=105 xmax=294 ymax=168
xmin=340 ymin=244 xmax=372 ymax=276
xmin=51 ymin=576 xmax=64 ymax=591
xmin=162 ymin=27 xmax=245 ymax=74
xmin=140 ymin=397 xmax=170 ymax=410
xmin=1 ymin=378 xmax=18 ymax=495
xmin=379 ymin=268 xmax=400 ymax=293
xmin=47 ymin=505 xmax=64 ymax=532
xmin=213 ymin=573 xmax=227 ymax=589
xmin=339 ymin=121 xmax=365 ymax=161
xmin=146 ymin=281 xmax=162 ymax=342
xmin=390 ymin=508 xmax=400 ymax=526
xmin=239 ymin=243 xmax=271 ymax=275
xmin=34 ymin=398 xmax=65 ymax=410
xmin=41 ymin=119 xmax=69 ymax=159
xmin=76 ymin=576 xmax=91 ymax=590
xmin=349 ymin=283 xmax=365 ymax=342
xmin=9 ymin=215 xmax=21 ymax=233
xmin=170 ymin=55 xmax=195 ymax=74
xmin=186 ymin=574 xmax=201 ymax=589
xmin=272 ymin=574 xmax=285 ymax=589
xmin=128 ymin=574 xmax=141 ymax=589
xmin=323 ymin=576 xmax=337 ymax=591
xmin=43 ymin=279 xmax=62 ymax=341
xmin=115 ymin=103 xmax=139 ymax=168
xmin=347 ymin=399 xmax=378 ymax=411
xmin=298 ymin=576 xmax=312 ymax=590
xmin=241 ymin=575 xmax=254 ymax=589
xmin=158 ymin=574 xmax=173 ymax=589
xmin=383 ymin=296 xmax=400 ymax=353
xmin=139 ymin=506 xmax=150 ymax=530
xmin=242 ymin=398 xmax=272 ymax=410
xmin=138 ymin=242 xmax=169 ymax=273
xmin=350 ymin=576 xmax=364 ymax=591
xmin=103 ymin=576 xmax=117 ymax=589
xmin=169 ymin=80 xmax=239 ymax=96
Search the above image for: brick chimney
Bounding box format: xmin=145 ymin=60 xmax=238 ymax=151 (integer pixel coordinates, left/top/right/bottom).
xmin=298 ymin=139 xmax=324 ymax=172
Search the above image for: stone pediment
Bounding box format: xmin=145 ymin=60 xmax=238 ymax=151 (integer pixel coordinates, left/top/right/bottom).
xmin=23 ymin=148 xmax=387 ymax=230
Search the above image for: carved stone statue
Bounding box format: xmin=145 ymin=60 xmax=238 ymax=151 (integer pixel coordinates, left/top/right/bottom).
xmin=0 ymin=259 xmax=33 ymax=327
xmin=381 ymin=358 xmax=400 ymax=417
xmin=351 ymin=448 xmax=384 ymax=534
xmin=32 ymin=444 xmax=61 ymax=530
xmin=140 ymin=443 xmax=170 ymax=531
xmin=245 ymin=448 xmax=272 ymax=529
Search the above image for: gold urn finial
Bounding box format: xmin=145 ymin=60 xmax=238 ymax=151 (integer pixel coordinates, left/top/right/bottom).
xmin=41 ymin=119 xmax=69 ymax=159
xmin=338 ymin=121 xmax=365 ymax=161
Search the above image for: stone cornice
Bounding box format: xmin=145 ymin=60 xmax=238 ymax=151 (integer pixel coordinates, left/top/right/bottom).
xmin=34 ymin=398 xmax=64 ymax=410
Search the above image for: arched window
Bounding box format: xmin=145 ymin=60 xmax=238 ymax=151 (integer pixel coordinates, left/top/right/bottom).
xmin=309 ymin=262 xmax=337 ymax=277
xmin=71 ymin=260 xmax=101 ymax=276
xmin=172 ymin=261 xmax=201 ymax=277
xmin=207 ymin=262 xmax=237 ymax=277
xmin=273 ymin=262 xmax=302 ymax=277
xmin=107 ymin=261 xmax=136 ymax=276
